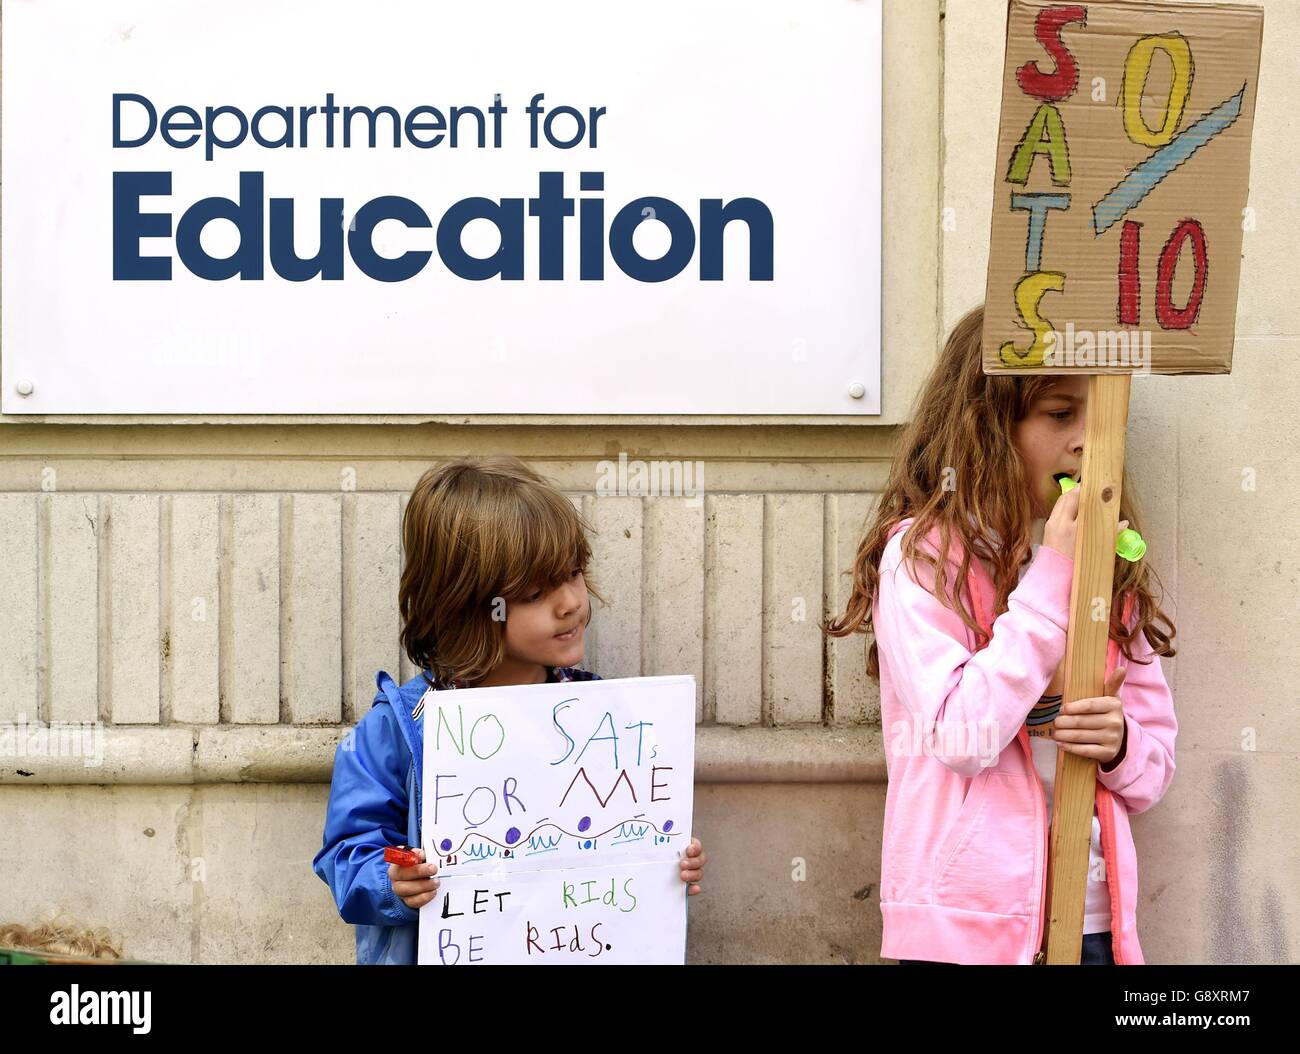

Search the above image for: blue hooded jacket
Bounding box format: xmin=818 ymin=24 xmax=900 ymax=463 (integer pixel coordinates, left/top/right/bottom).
xmin=313 ymin=666 xmax=599 ymax=965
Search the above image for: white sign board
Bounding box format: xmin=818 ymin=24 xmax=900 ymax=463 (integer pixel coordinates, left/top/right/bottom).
xmin=1 ymin=0 xmax=882 ymax=415
xmin=418 ymin=675 xmax=696 ymax=965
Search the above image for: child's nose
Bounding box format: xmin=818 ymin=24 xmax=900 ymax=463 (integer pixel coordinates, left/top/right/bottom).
xmin=556 ymin=578 xmax=584 ymax=615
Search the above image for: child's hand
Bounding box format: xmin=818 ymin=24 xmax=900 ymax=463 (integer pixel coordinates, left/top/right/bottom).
xmin=1054 ymin=666 xmax=1128 ymax=768
xmin=679 ymin=837 xmax=707 ymax=895
xmin=1044 ymin=486 xmax=1130 ymax=561
xmin=389 ymin=847 xmax=440 ymax=910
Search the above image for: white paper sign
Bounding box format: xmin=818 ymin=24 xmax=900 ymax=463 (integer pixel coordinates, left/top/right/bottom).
xmin=418 ymin=675 xmax=696 ymax=965
xmin=1 ymin=0 xmax=881 ymax=415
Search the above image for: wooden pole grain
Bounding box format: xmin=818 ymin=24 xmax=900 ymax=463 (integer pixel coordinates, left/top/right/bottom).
xmin=1042 ymin=372 xmax=1131 ymax=964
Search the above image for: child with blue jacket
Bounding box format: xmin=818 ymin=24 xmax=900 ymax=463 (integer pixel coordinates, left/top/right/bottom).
xmin=313 ymin=455 xmax=708 ymax=964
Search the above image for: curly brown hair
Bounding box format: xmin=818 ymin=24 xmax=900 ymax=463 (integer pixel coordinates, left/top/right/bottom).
xmin=826 ymin=304 xmax=1176 ymax=680
xmin=0 ymin=914 xmax=124 ymax=959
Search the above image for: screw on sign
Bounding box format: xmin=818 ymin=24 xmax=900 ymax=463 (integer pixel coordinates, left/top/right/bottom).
xmin=981 ymin=0 xmax=1263 ymax=963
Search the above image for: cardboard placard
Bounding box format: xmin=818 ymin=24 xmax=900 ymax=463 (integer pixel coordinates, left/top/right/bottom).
xmin=417 ymin=675 xmax=695 ymax=965
xmin=983 ymin=0 xmax=1263 ymax=375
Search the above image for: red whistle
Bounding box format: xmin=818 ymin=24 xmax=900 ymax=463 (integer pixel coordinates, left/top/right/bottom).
xmin=383 ymin=845 xmax=421 ymax=867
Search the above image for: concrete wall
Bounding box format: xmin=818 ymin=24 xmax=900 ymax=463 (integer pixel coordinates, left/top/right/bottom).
xmin=1 ymin=0 xmax=1295 ymax=964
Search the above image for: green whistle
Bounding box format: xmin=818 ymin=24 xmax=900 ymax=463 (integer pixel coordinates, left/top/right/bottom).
xmin=1053 ymin=473 xmax=1147 ymax=562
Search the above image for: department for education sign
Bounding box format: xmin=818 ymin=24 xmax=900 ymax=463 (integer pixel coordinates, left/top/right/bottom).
xmin=1 ymin=0 xmax=882 ymax=415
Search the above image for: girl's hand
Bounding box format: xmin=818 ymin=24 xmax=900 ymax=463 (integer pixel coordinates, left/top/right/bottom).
xmin=389 ymin=846 xmax=440 ymax=910
xmin=679 ymin=837 xmax=707 ymax=895
xmin=1054 ymin=666 xmax=1128 ymax=768
xmin=1043 ymin=485 xmax=1080 ymax=558
xmin=1043 ymin=486 xmax=1130 ymax=561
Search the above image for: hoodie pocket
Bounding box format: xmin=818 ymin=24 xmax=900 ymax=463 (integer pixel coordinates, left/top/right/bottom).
xmin=931 ymin=773 xmax=991 ymax=881
xmin=933 ymin=771 xmax=1038 ymax=916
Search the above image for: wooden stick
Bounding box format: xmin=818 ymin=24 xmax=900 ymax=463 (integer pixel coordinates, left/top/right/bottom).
xmin=1042 ymin=372 xmax=1131 ymax=964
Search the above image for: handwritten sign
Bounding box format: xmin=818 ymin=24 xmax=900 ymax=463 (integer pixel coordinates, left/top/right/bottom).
xmin=983 ymin=0 xmax=1263 ymax=375
xmin=418 ymin=675 xmax=695 ymax=965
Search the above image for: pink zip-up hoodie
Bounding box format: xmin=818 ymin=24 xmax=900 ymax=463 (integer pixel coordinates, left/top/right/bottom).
xmin=873 ymin=516 xmax=1177 ymax=965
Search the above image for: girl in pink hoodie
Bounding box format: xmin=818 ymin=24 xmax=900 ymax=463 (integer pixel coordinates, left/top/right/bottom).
xmin=827 ymin=306 xmax=1178 ymax=965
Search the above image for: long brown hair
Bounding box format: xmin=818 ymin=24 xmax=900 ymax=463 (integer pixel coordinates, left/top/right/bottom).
xmin=399 ymin=456 xmax=603 ymax=687
xmin=826 ymin=305 xmax=1176 ymax=680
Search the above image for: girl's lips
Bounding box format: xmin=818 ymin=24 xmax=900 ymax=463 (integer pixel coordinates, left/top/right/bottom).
xmin=553 ymin=626 xmax=580 ymax=641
